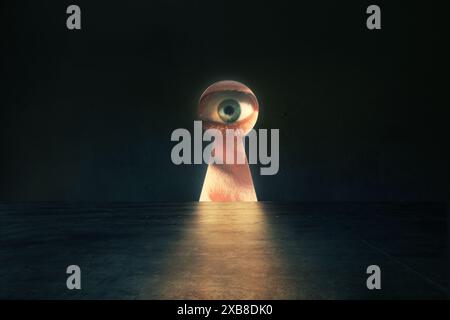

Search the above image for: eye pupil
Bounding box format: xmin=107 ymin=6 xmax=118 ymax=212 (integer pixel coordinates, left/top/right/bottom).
xmin=224 ymin=105 xmax=235 ymax=115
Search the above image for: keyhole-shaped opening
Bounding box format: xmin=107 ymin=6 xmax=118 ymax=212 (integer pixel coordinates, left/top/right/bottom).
xmin=198 ymin=80 xmax=259 ymax=202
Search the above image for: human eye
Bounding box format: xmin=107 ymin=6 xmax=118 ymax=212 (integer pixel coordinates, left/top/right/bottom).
xmin=198 ymin=80 xmax=259 ymax=133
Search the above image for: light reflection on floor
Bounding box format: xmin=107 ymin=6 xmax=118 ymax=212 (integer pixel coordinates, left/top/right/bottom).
xmin=141 ymin=202 xmax=299 ymax=299
xmin=2 ymin=202 xmax=446 ymax=299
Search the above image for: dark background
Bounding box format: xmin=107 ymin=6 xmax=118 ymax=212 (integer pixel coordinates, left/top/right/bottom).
xmin=1 ymin=0 xmax=447 ymax=202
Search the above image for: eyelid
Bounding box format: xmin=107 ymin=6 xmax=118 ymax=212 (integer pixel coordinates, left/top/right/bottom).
xmin=200 ymin=80 xmax=256 ymax=99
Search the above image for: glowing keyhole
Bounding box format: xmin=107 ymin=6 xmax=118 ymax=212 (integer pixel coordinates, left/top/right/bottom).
xmin=198 ymin=80 xmax=258 ymax=202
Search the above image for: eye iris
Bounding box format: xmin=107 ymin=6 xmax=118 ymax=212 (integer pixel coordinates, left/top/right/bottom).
xmin=218 ymin=99 xmax=241 ymax=123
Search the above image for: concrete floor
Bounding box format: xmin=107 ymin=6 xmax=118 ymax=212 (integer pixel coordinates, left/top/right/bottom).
xmin=0 ymin=202 xmax=447 ymax=299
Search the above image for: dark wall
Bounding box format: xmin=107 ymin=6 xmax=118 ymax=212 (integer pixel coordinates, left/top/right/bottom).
xmin=1 ymin=0 xmax=447 ymax=201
